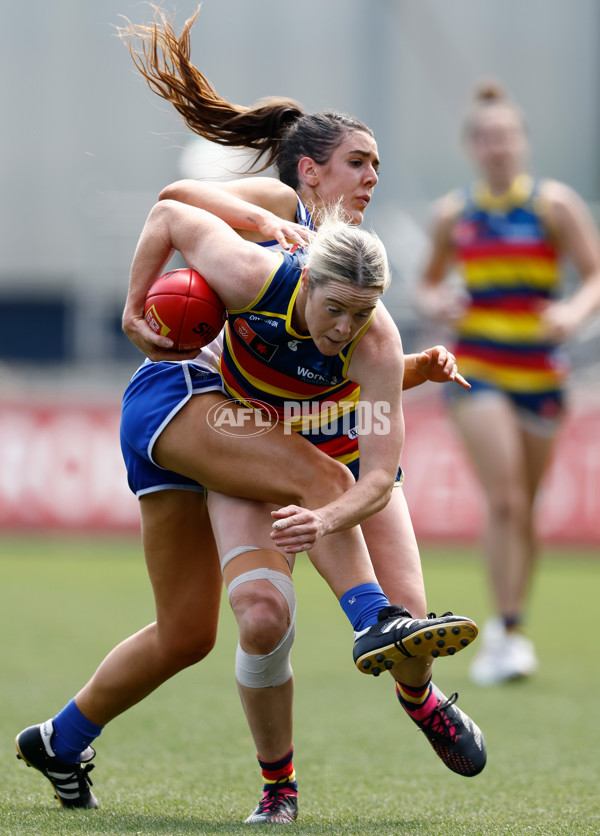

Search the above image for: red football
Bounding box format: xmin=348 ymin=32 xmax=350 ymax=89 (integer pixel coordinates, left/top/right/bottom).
xmin=144 ymin=267 xmax=226 ymax=351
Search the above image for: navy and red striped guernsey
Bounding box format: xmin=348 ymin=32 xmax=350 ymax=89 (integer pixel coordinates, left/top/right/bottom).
xmin=220 ymin=251 xmax=374 ymax=473
xmin=450 ymin=173 xmax=569 ymax=394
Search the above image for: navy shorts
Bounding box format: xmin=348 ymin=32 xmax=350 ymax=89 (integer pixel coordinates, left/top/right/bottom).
xmin=446 ymin=376 xmax=565 ymax=437
xmin=345 ymin=457 xmax=403 ymax=485
xmin=120 ymin=360 xmax=224 ymax=497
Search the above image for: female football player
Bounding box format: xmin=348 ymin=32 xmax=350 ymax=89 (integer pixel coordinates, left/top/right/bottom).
xmin=417 ymin=82 xmax=600 ymax=686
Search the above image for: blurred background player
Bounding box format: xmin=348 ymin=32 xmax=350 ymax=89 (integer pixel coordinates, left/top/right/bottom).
xmin=417 ymin=82 xmax=600 ymax=686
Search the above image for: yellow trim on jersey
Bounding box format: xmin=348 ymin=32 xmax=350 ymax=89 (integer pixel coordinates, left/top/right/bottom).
xmin=281 ymin=391 xmax=360 ymax=433
xmin=333 ymin=449 xmax=360 ymax=467
xmin=340 ymin=308 xmax=376 ymax=378
xmin=285 ymin=279 xmax=312 ymax=340
xmin=462 ymin=259 xmax=559 ymax=289
xmin=251 ymin=309 xmax=287 ymax=321
xmin=472 ymin=174 xmax=534 ymax=211
xmin=458 ymin=309 xmax=544 ymax=342
xmin=227 ymin=252 xmax=285 ymax=315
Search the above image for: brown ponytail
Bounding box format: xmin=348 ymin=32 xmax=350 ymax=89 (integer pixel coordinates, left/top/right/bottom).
xmin=117 ymin=5 xmax=306 ymax=171
xmin=117 ymin=5 xmax=374 ymax=189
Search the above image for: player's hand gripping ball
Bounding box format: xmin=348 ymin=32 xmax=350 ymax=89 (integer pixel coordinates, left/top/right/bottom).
xmin=144 ymin=268 xmax=226 ymax=351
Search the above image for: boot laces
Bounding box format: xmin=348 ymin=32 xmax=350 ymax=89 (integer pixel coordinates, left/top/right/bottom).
xmin=422 ymin=692 xmax=459 ymax=741
xmin=257 ymin=782 xmax=294 ymax=814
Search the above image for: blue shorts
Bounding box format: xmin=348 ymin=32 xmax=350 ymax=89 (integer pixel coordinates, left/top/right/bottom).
xmin=446 ymin=376 xmax=566 ymax=437
xmin=345 ymin=458 xmax=403 ymax=485
xmin=120 ymin=360 xmax=224 ymax=497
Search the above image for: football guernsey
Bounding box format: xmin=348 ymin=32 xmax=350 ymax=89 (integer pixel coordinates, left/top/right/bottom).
xmin=221 ymin=251 xmax=374 ymax=474
xmin=450 ymin=174 xmax=568 ymax=398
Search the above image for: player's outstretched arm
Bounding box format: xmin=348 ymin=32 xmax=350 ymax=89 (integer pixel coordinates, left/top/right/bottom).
xmin=403 ymin=346 xmax=470 ymax=390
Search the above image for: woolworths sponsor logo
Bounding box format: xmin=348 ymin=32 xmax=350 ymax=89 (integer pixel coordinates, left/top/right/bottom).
xmin=296 ymin=366 xmax=339 ymax=384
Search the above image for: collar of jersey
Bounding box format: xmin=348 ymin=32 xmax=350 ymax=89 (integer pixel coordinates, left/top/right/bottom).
xmin=285 ymin=278 xmax=312 ymax=339
xmin=472 ymin=173 xmax=534 ymax=211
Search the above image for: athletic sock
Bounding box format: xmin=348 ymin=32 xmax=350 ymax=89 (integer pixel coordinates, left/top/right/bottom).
xmin=258 ymin=746 xmax=298 ymax=793
xmin=502 ymin=613 xmax=522 ymax=631
xmin=396 ymin=679 xmax=456 ymax=736
xmin=339 ymin=582 xmax=390 ymax=631
xmin=51 ymin=699 xmax=104 ymax=763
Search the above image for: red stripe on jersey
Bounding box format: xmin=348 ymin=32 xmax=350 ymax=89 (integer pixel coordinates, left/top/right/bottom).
xmin=469 ymin=296 xmax=544 ymax=313
xmin=459 ymin=241 xmax=558 ymax=261
xmin=455 ymin=343 xmax=559 ymax=370
xmin=226 ymin=334 xmax=358 ymax=400
xmin=221 ymin=357 xmax=357 ymax=407
xmin=315 ymin=433 xmax=358 ymax=458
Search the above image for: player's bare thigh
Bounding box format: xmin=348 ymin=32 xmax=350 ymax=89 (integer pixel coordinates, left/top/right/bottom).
xmin=154 ymin=391 xmax=353 ymax=507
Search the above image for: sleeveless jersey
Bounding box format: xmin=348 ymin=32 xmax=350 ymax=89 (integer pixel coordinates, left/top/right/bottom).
xmin=450 ymin=174 xmax=568 ymax=393
xmin=220 ymin=251 xmax=374 ymax=469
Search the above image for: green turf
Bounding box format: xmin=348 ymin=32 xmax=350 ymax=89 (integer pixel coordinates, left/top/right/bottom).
xmin=0 ymin=536 xmax=598 ymax=835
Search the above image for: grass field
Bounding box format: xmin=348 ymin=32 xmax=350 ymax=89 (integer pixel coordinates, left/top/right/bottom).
xmin=1 ymin=536 xmax=599 ymax=835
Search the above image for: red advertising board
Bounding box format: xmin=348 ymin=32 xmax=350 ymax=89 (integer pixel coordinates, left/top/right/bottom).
xmin=0 ymin=401 xmax=138 ymax=532
xmin=401 ymin=394 xmax=600 ymax=544
xmin=0 ymin=397 xmax=598 ymax=543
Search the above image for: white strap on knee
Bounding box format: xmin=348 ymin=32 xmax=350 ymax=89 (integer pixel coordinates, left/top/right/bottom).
xmin=227 ymin=568 xmax=296 ymax=616
xmin=220 ymin=545 xmax=260 ymax=572
xmin=230 ymin=568 xmax=297 ymax=689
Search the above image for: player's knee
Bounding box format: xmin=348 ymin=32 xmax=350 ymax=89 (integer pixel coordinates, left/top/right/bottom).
xmin=234 ymin=587 xmax=297 ymax=689
xmin=222 ymin=547 xmax=295 ymax=654
xmin=488 ymin=483 xmax=529 ymax=526
xmin=231 ymin=581 xmax=290 ymax=655
xmin=235 ymin=623 xmax=295 ymax=689
xmin=157 ymin=623 xmax=218 ymax=671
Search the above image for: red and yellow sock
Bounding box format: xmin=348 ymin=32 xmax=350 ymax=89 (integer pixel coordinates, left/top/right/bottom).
xmin=396 ymin=678 xmax=438 ymax=722
xmin=396 ymin=679 xmax=456 ymax=737
xmin=257 ymin=747 xmax=298 ymax=793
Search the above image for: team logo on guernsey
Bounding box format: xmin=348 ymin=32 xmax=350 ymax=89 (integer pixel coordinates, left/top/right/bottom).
xmin=287 ymin=340 xmax=300 ymax=352
xmin=233 ymin=317 xmax=278 ymax=361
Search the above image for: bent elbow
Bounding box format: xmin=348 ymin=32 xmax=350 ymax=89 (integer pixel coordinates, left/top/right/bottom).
xmin=158 ymin=180 xmax=191 ymax=202
xmin=372 ymin=476 xmax=395 ymax=515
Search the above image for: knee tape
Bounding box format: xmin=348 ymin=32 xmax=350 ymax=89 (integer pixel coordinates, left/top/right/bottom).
xmin=221 ymin=545 xmax=260 ymax=573
xmin=228 ymin=567 xmax=297 ymax=689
